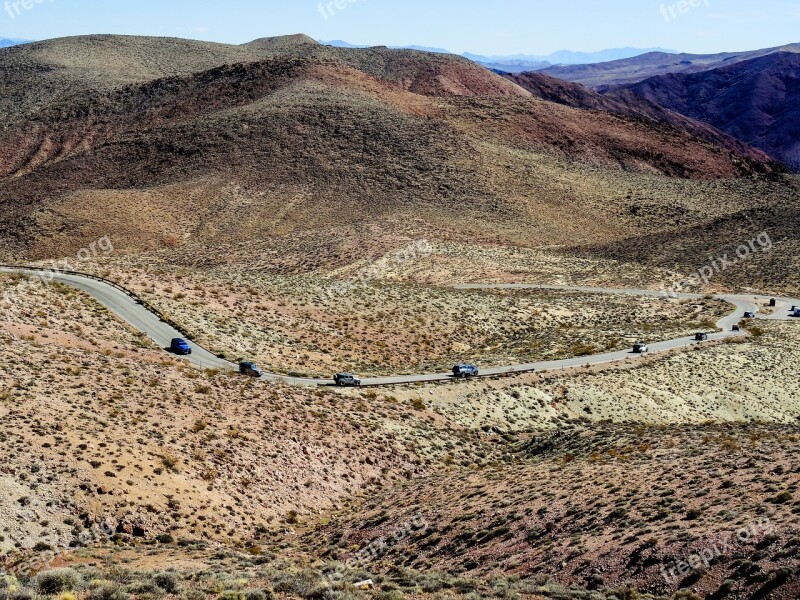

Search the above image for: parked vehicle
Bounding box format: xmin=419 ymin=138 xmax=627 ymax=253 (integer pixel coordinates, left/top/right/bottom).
xmin=334 ymin=373 xmax=362 ymax=387
xmin=632 ymin=342 xmax=649 ymax=354
xmin=695 ymin=332 xmax=709 ymax=341
xmin=170 ymin=338 xmax=192 ymax=355
xmin=743 ymin=311 xmax=756 ymax=319
xmin=452 ymin=364 xmax=479 ymax=378
xmin=239 ymin=362 xmax=263 ymax=378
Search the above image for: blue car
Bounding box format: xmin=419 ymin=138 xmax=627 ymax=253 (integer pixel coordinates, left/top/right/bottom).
xmin=453 ymin=364 xmax=479 ymax=378
xmin=170 ymin=338 xmax=192 ymax=355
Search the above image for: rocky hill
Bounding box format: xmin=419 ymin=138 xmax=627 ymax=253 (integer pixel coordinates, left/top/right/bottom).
xmin=0 ymin=34 xmax=784 ymax=261
xmin=625 ymin=52 xmax=800 ymax=171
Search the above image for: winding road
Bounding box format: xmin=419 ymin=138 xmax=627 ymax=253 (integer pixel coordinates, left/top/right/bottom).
xmin=2 ymin=267 xmax=798 ymax=387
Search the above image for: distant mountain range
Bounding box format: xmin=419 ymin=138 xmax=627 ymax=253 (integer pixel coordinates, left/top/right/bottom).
xmin=0 ymin=38 xmax=28 ymax=48
xmin=320 ymin=40 xmax=452 ymax=54
xmin=318 ymin=40 xmax=674 ymax=73
xmin=514 ymin=42 xmax=800 ymax=172
xmin=623 ymin=52 xmax=800 ymax=172
xmin=538 ymin=43 xmax=800 ymax=88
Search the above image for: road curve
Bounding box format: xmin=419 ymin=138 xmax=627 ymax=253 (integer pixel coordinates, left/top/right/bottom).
xmin=2 ymin=267 xmax=798 ymax=387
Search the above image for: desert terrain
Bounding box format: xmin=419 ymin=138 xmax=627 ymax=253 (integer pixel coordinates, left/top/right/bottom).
xmin=1 ymin=33 xmax=800 ymax=600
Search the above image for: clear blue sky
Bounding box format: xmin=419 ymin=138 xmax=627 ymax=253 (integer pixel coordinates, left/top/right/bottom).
xmin=2 ymin=0 xmax=799 ymax=56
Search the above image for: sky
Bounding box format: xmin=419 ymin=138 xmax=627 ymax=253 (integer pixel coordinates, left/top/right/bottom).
xmin=2 ymin=0 xmax=800 ymax=56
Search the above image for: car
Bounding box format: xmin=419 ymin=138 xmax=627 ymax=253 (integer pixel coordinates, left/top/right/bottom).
xmin=632 ymin=342 xmax=649 ymax=354
xmin=695 ymin=332 xmax=709 ymax=341
xmin=452 ymin=364 xmax=479 ymax=378
xmin=743 ymin=312 xmax=756 ymax=319
xmin=794 ymin=308 xmax=800 ymax=318
xmin=732 ymin=325 xmax=741 ymax=332
xmin=170 ymin=338 xmax=192 ymax=355
xmin=769 ymin=298 xmax=777 ymax=307
xmin=334 ymin=373 xmax=362 ymax=387
xmin=239 ymin=362 xmax=263 ymax=378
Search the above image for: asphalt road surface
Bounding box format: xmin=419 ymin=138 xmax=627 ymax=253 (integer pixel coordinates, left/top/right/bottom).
xmin=2 ymin=267 xmax=798 ymax=387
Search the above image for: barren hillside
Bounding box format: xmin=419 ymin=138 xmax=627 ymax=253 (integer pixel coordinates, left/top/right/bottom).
xmin=0 ymin=34 xmax=785 ymax=263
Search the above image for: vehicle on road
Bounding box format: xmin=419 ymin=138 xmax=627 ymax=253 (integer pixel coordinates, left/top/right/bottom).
xmin=452 ymin=364 xmax=480 ymax=378
xmin=632 ymin=342 xmax=649 ymax=354
xmin=769 ymin=298 xmax=777 ymax=307
xmin=695 ymin=332 xmax=709 ymax=341
xmin=170 ymin=338 xmax=192 ymax=355
xmin=732 ymin=325 xmax=741 ymax=332
xmin=334 ymin=373 xmax=362 ymax=387
xmin=743 ymin=311 xmax=756 ymax=319
xmin=794 ymin=308 xmax=800 ymax=318
xmin=239 ymin=362 xmax=263 ymax=378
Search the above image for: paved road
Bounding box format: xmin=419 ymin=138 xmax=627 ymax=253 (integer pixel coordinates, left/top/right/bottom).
xmin=2 ymin=267 xmax=798 ymax=387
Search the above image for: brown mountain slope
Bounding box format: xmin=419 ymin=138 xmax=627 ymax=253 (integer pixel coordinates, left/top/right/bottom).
xmin=313 ymin=422 xmax=800 ymax=599
xmin=0 ymin=34 xmax=525 ymax=128
xmin=504 ymin=71 xmax=775 ymax=164
xmin=0 ymin=36 xmax=783 ymax=260
xmin=623 ymin=52 xmax=800 ymax=172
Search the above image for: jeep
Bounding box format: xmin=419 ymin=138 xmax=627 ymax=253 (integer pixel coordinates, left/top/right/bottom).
xmin=334 ymin=373 xmax=362 ymax=387
xmin=452 ymin=364 xmax=479 ymax=378
xmin=695 ymin=332 xmax=709 ymax=341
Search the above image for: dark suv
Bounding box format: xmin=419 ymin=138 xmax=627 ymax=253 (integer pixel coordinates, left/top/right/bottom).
xmin=334 ymin=373 xmax=362 ymax=387
xmin=170 ymin=338 xmax=192 ymax=355
xmin=239 ymin=362 xmax=263 ymax=378
xmin=695 ymin=333 xmax=709 ymax=341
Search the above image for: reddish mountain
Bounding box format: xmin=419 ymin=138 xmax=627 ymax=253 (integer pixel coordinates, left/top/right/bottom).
xmin=625 ymin=52 xmax=800 ymax=171
xmin=504 ymin=71 xmax=773 ymax=163
xmin=0 ymin=35 xmax=786 ymax=260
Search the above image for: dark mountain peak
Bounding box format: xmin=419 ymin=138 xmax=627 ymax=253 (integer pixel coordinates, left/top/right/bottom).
xmin=624 ymin=51 xmax=800 ymax=171
xmin=505 ymin=70 xmax=777 ymax=166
